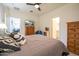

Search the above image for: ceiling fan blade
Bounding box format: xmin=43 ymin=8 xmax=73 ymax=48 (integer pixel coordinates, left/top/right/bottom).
xmin=26 ymin=3 xmax=35 ymax=5
xmin=38 ymin=7 xmax=41 ymax=11
xmin=35 ymin=3 xmax=41 ymax=5
xmin=26 ymin=3 xmax=41 ymax=11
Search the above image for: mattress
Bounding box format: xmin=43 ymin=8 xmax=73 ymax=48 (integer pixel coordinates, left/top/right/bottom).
xmin=4 ymin=35 xmax=68 ymax=56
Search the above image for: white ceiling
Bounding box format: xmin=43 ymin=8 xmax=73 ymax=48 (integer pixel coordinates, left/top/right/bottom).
xmin=3 ymin=3 xmax=67 ymax=15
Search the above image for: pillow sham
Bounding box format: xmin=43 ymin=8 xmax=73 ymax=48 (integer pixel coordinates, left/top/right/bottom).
xmin=9 ymin=32 xmax=27 ymax=46
xmin=14 ymin=34 xmax=27 ymax=46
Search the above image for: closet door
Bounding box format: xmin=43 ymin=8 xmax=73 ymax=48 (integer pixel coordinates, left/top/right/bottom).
xmin=25 ymin=26 xmax=34 ymax=35
xmin=28 ymin=26 xmax=34 ymax=35
xmin=67 ymin=22 xmax=76 ymax=53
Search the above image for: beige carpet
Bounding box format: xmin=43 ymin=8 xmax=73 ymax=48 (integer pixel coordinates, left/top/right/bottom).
xmin=68 ymin=52 xmax=77 ymax=56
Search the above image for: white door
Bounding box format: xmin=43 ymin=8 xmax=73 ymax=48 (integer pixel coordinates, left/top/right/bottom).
xmin=52 ymin=17 xmax=60 ymax=39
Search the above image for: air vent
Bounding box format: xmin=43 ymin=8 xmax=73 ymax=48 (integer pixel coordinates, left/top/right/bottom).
xmin=14 ymin=7 xmax=20 ymax=10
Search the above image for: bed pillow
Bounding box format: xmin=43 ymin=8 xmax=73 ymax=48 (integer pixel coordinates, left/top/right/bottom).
xmin=9 ymin=32 xmax=17 ymax=39
xmin=14 ymin=34 xmax=27 ymax=46
xmin=9 ymin=32 xmax=27 ymax=46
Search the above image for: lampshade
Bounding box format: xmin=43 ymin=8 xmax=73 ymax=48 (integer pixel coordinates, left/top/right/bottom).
xmin=0 ymin=23 xmax=7 ymax=29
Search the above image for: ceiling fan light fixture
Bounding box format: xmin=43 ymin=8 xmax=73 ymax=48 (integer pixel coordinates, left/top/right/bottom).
xmin=34 ymin=4 xmax=39 ymax=8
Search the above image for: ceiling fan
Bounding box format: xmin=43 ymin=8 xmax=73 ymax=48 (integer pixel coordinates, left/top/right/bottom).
xmin=26 ymin=3 xmax=41 ymax=11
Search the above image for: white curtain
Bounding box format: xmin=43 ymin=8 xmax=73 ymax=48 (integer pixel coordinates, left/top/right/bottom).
xmin=0 ymin=4 xmax=5 ymax=23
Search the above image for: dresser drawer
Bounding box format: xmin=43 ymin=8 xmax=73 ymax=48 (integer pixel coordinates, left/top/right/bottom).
xmin=75 ymin=34 xmax=79 ymax=38
xmin=75 ymin=50 xmax=79 ymax=55
xmin=76 ymin=28 xmax=79 ymax=33
xmin=68 ymin=23 xmax=75 ymax=27
xmin=68 ymin=34 xmax=76 ymax=38
xmin=68 ymin=46 xmax=75 ymax=53
xmin=68 ymin=43 xmax=75 ymax=48
xmin=68 ymin=30 xmax=75 ymax=34
xmin=75 ymin=40 xmax=79 ymax=45
xmin=68 ymin=38 xmax=75 ymax=42
xmin=75 ymin=44 xmax=79 ymax=48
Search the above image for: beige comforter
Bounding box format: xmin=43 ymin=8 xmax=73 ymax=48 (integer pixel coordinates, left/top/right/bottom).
xmin=7 ymin=35 xmax=68 ymax=56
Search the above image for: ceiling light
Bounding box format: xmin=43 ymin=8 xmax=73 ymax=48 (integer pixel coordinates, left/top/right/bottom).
xmin=34 ymin=4 xmax=39 ymax=8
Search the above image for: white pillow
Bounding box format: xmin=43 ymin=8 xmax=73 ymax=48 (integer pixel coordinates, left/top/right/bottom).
xmin=14 ymin=33 xmax=27 ymax=46
xmin=14 ymin=34 xmax=20 ymax=39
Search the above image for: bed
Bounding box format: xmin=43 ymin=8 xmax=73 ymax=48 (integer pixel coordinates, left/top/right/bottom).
xmin=0 ymin=35 xmax=68 ymax=56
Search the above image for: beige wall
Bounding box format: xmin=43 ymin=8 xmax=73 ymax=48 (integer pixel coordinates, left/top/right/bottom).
xmin=39 ymin=3 xmax=79 ymax=46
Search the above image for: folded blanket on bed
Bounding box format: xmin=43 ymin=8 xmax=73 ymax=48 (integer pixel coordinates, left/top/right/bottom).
xmin=0 ymin=35 xmax=21 ymax=54
xmin=0 ymin=42 xmax=21 ymax=52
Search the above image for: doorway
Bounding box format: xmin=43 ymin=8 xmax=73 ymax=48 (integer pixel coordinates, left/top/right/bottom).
xmin=52 ymin=17 xmax=60 ymax=39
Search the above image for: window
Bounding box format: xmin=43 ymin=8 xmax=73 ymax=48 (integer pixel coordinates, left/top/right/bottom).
xmin=9 ymin=17 xmax=20 ymax=33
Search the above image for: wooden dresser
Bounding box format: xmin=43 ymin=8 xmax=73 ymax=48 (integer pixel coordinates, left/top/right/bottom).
xmin=67 ymin=21 xmax=79 ymax=55
xmin=25 ymin=26 xmax=35 ymax=35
